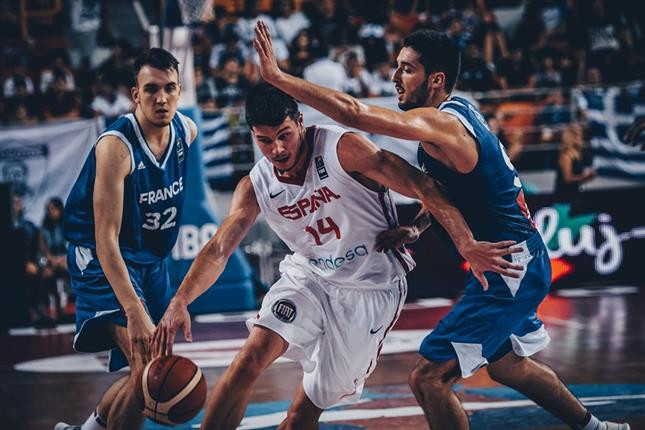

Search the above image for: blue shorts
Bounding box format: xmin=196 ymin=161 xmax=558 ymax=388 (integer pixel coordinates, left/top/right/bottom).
xmin=67 ymin=244 xmax=172 ymax=372
xmin=420 ymin=232 xmax=552 ymax=378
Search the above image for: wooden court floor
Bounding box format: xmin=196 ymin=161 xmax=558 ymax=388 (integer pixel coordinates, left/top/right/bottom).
xmin=2 ymin=286 xmax=644 ymax=430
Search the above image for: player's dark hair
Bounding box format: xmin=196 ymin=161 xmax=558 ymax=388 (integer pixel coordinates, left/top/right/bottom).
xmin=133 ymin=48 xmax=180 ymax=85
xmin=245 ymin=83 xmax=300 ymax=128
xmin=403 ymin=29 xmax=461 ymax=93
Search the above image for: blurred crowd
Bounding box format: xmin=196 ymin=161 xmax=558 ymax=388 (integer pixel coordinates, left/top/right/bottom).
xmin=12 ymin=193 xmax=71 ymax=327
xmin=0 ymin=0 xmax=642 ymax=126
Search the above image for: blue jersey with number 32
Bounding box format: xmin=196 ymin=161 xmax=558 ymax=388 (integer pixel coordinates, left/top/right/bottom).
xmin=64 ymin=112 xmax=191 ymax=264
xmin=417 ymin=96 xmax=536 ymax=243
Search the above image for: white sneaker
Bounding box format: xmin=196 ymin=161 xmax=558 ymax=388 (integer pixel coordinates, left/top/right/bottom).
xmin=53 ymin=423 xmax=81 ymax=430
xmin=599 ymin=422 xmax=631 ymax=430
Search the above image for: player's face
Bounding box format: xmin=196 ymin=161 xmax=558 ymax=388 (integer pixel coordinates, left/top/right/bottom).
xmin=392 ymin=47 xmax=431 ymax=111
xmin=252 ymin=115 xmax=306 ymax=172
xmin=132 ymin=66 xmax=181 ymax=128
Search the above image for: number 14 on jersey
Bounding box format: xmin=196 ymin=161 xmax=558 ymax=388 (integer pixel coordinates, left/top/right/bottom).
xmin=305 ymin=217 xmax=341 ymax=245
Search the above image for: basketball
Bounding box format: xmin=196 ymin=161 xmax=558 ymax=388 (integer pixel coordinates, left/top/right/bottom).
xmin=135 ymin=355 xmax=207 ymax=425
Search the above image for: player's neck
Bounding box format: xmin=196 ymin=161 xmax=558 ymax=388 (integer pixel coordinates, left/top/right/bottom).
xmin=426 ymin=91 xmax=451 ymax=109
xmin=277 ymin=132 xmax=312 ymax=179
xmin=134 ymin=107 xmax=170 ymax=148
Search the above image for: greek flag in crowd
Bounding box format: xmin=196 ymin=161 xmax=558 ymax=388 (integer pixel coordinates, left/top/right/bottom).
xmin=576 ymin=83 xmax=645 ymax=179
xmin=201 ymin=111 xmax=235 ymax=188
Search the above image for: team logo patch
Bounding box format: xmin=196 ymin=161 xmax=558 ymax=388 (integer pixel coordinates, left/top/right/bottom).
xmin=176 ymin=138 xmax=184 ymax=162
xmin=315 ymin=156 xmax=328 ymax=179
xmin=271 ymin=299 xmax=297 ymax=323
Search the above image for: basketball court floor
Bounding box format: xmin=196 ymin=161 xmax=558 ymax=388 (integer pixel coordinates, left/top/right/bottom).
xmin=2 ymin=285 xmax=644 ymax=430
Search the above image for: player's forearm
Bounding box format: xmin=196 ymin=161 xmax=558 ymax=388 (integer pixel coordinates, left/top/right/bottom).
xmin=96 ymin=237 xmax=145 ymax=315
xmin=172 ymin=239 xmax=232 ymax=306
xmin=417 ymin=182 xmax=476 ymax=255
xmin=272 ymin=73 xmax=369 ymax=130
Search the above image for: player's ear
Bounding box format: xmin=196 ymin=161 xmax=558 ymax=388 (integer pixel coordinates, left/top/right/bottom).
xmin=131 ymin=86 xmax=139 ymax=103
xmin=429 ymin=72 xmax=445 ymax=90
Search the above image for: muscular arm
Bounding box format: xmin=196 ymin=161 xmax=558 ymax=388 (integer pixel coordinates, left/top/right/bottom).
xmin=338 ymin=133 xmax=476 ymax=254
xmin=171 ymin=176 xmax=260 ymax=307
xmin=254 ymin=21 xmax=478 ymax=172
xmin=94 ymin=136 xmax=144 ymax=317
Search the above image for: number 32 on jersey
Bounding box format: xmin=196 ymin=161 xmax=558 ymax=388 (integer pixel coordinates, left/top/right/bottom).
xmin=143 ymin=206 xmax=178 ymax=231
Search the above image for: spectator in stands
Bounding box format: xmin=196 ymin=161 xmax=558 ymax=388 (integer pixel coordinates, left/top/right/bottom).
xmin=458 ymin=40 xmax=500 ymax=92
xmin=195 ymin=67 xmax=216 ymax=110
xmin=5 ymin=77 xmax=40 ymax=123
xmin=303 ymin=41 xmax=347 ymax=91
xmin=91 ymin=76 xmax=133 ymax=122
xmin=556 ymin=123 xmax=596 ymax=195
xmin=535 ymin=90 xmax=572 ymax=142
xmin=303 ymin=0 xmax=348 ymax=44
xmin=273 ymin=0 xmax=310 ymax=46
xmin=39 ymin=197 xmax=68 ymax=322
xmin=580 ymin=0 xmax=633 ymax=83
xmin=475 ymin=8 xmax=509 ymax=65
xmin=97 ymin=39 xmax=134 ymax=88
xmin=13 ymin=193 xmax=52 ymax=327
xmin=288 ymin=28 xmax=316 ymax=78
xmin=40 ymin=52 xmax=75 ymax=93
xmin=214 ymin=54 xmax=250 ymax=108
xmin=497 ymin=45 xmax=534 ymax=89
xmin=209 ymin=24 xmax=253 ymax=80
xmin=529 ymin=51 xmax=562 ymax=88
xmin=3 ymin=61 xmax=35 ymax=98
xmin=42 ymin=71 xmax=80 ymax=120
xmin=369 ymin=60 xmax=397 ymax=97
xmin=342 ymin=52 xmax=370 ymax=98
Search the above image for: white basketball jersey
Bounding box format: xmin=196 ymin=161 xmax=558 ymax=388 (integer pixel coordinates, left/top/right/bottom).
xmin=249 ymin=125 xmax=415 ymax=288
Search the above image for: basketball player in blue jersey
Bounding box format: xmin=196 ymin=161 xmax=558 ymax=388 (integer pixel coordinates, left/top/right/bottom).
xmin=254 ymin=22 xmax=630 ymax=430
xmin=55 ymin=48 xmax=197 ymax=430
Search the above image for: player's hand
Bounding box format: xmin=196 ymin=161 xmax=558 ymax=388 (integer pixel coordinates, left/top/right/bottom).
xmin=375 ymin=226 xmax=421 ymax=252
xmin=152 ymin=298 xmax=192 ymax=357
xmin=459 ymin=240 xmax=524 ymax=291
xmin=126 ymin=307 xmax=156 ymax=364
xmin=253 ymin=20 xmax=283 ymax=84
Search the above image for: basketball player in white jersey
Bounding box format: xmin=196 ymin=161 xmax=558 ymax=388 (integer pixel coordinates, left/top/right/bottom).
xmin=152 ymin=83 xmax=522 ymax=429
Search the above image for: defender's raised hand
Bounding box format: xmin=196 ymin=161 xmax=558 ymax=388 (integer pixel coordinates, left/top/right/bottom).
xmin=253 ymin=20 xmax=283 ymax=84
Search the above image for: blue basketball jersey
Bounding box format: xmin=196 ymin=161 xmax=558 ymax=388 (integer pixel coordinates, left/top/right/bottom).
xmin=417 ymin=96 xmax=536 ymax=243
xmin=64 ymin=112 xmax=192 ymax=264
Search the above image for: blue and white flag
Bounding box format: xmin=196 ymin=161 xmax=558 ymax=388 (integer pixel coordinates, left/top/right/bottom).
xmin=576 ymin=83 xmax=645 ymax=179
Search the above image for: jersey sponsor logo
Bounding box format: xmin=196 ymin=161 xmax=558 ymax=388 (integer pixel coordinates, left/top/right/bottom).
xmin=308 ymin=244 xmax=368 ymax=270
xmin=269 ymin=189 xmax=285 ymax=199
xmin=139 ymin=177 xmax=184 ymax=204
xmin=277 ymin=186 xmax=340 ymax=220
xmin=176 ymin=138 xmax=184 ymax=162
xmin=315 ymin=156 xmax=328 ymax=179
xmin=370 ymin=325 xmax=383 ymax=334
xmin=137 ymin=161 xmax=146 ymax=170
xmin=272 ymin=299 xmax=297 ymax=323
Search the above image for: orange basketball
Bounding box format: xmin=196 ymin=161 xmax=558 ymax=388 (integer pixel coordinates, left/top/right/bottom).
xmin=135 ymin=355 xmax=207 ymax=425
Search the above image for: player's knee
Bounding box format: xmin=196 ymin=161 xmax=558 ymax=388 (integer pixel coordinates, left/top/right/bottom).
xmin=409 ymin=359 xmax=454 ymax=395
xmin=282 ymin=407 xmax=317 ymax=430
xmin=488 ymin=355 xmax=529 ymax=385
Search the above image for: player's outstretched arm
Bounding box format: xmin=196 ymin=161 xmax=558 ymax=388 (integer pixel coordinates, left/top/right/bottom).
xmin=338 ymin=133 xmax=522 ymax=288
xmin=253 ymin=20 xmax=475 ymax=170
xmin=152 ymin=176 xmax=260 ymax=356
xmin=94 ymin=135 xmax=155 ymax=363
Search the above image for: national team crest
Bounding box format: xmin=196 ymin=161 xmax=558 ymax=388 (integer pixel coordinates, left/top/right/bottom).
xmin=176 ymin=138 xmax=184 ymax=162
xmin=315 ymin=156 xmax=328 ymax=180
xmin=272 ymin=299 xmax=297 ymax=323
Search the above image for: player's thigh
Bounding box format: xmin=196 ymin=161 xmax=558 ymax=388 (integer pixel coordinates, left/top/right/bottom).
xmin=107 ymin=323 xmax=137 ymax=370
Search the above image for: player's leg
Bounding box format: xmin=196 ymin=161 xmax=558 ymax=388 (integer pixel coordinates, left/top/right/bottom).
xmin=278 ymin=383 xmax=323 ymax=430
xmin=103 ymin=323 xmax=147 ymax=430
xmin=488 ymin=351 xmax=630 ymax=429
xmin=408 ymin=357 xmax=468 ymax=430
xmin=200 ymin=325 xmax=288 ymax=430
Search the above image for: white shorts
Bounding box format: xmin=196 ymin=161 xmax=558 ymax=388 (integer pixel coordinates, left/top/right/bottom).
xmin=246 ymin=263 xmax=407 ymax=409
